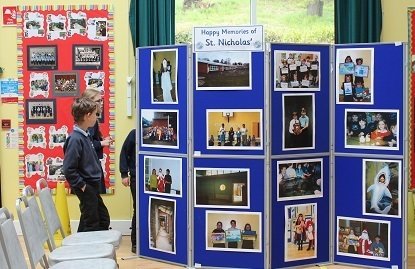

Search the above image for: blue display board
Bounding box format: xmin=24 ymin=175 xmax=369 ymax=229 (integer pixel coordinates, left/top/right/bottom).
xmin=271 ymin=156 xmax=330 ymax=268
xmin=334 ymin=156 xmax=403 ymax=268
xmin=333 ymin=43 xmax=405 ymax=268
xmin=270 ymin=44 xmax=331 ymax=268
xmin=138 ymin=45 xmax=189 ymax=155
xmin=193 ymin=158 xmax=265 ymax=268
xmin=270 ymin=44 xmax=330 ymax=155
xmin=193 ymin=51 xmax=265 ymax=156
xmin=137 ymin=45 xmax=189 ymax=265
xmin=334 ymin=43 xmax=404 ymax=156
xmin=192 ymin=50 xmax=266 ymax=268
xmin=135 ymin=42 xmax=406 ymax=269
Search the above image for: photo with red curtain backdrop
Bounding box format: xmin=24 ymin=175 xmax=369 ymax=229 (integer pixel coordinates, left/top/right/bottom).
xmin=16 ymin=5 xmax=115 ymax=193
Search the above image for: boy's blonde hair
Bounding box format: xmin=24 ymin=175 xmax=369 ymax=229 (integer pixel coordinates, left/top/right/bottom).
xmin=81 ymin=87 xmax=101 ymax=100
xmin=71 ymin=97 xmax=98 ymax=123
xmin=82 ymin=87 xmax=102 ymax=113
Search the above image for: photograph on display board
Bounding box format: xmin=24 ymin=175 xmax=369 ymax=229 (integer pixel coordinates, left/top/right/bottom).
xmin=363 ymin=159 xmax=401 ymax=218
xmin=151 ymin=48 xmax=178 ymax=104
xmin=25 ymin=99 xmax=57 ymax=124
xmin=27 ymin=45 xmax=57 ymax=71
xmin=144 ymin=155 xmax=182 ymax=197
xmin=52 ymin=71 xmax=80 ymax=97
xmin=196 ymin=51 xmax=251 ymax=90
xmin=23 ymin=12 xmax=45 ymax=38
xmin=84 ymin=71 xmax=105 ymax=93
xmin=141 ymin=109 xmax=179 ymax=149
xmin=148 ymin=196 xmax=176 ymax=254
xmin=344 ymin=109 xmax=399 ymax=150
xmin=274 ymin=50 xmax=320 ymax=91
xmin=48 ymin=125 xmax=68 ymax=149
xmin=46 ymin=14 xmax=66 ymax=41
xmin=26 ymin=126 xmax=47 ymax=149
xmin=206 ymin=109 xmax=262 ymax=150
xmin=277 ymin=158 xmax=322 ymax=202
xmin=336 ymin=48 xmax=374 ymax=104
xmin=25 ymin=153 xmax=45 ymax=178
xmin=72 ymin=44 xmax=103 ymax=70
xmin=86 ymin=17 xmax=108 ymax=41
xmin=46 ymin=156 xmax=65 ymax=181
xmin=282 ymin=93 xmax=315 ymax=151
xmin=67 ymin=11 xmax=87 ymax=36
xmin=206 ymin=210 xmax=261 ymax=252
xmin=29 ymin=72 xmax=50 ymax=98
xmin=337 ymin=216 xmax=390 ymax=261
xmin=194 ymin=167 xmax=250 ymax=208
xmin=284 ymin=203 xmax=317 ymax=262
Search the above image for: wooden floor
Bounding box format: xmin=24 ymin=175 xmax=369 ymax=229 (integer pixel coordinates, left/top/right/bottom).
xmin=21 ymin=236 xmax=415 ymax=268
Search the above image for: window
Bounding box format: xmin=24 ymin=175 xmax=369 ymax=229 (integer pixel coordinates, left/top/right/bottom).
xmin=175 ymin=0 xmax=334 ymax=44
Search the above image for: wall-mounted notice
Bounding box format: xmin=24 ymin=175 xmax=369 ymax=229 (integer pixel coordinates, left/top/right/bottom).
xmin=193 ymin=25 xmax=264 ymax=52
xmin=0 ymin=78 xmax=18 ymax=103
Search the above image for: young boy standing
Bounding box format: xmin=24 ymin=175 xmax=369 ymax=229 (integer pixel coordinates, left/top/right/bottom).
xmin=63 ymin=97 xmax=110 ymax=232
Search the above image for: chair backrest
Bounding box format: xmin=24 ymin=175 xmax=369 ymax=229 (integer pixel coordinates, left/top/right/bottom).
xmin=36 ymin=178 xmax=66 ymax=242
xmin=22 ymin=184 xmax=59 ymax=250
xmin=0 ymin=207 xmax=28 ymax=269
xmin=16 ymin=196 xmax=50 ymax=269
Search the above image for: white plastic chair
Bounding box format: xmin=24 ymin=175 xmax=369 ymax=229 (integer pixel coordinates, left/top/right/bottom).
xmin=16 ymin=195 xmax=116 ymax=267
xmin=0 ymin=207 xmax=117 ymax=269
xmin=0 ymin=207 xmax=27 ymax=269
xmin=36 ymin=178 xmax=122 ymax=248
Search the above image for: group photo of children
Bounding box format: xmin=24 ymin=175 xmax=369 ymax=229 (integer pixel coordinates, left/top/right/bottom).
xmin=337 ymin=217 xmax=390 ymax=261
xmin=141 ymin=109 xmax=179 ymax=148
xmin=274 ymin=50 xmax=320 ymax=91
xmin=144 ymin=156 xmax=182 ymax=197
xmin=345 ymin=109 xmax=398 ymax=150
xmin=336 ymin=48 xmax=374 ymax=104
xmin=284 ymin=203 xmax=317 ymax=262
xmin=206 ymin=211 xmax=261 ymax=252
xmin=206 ymin=110 xmax=262 ymax=149
xmin=277 ymin=158 xmax=322 ymax=201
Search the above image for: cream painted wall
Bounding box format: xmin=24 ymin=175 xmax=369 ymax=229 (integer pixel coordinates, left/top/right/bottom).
xmin=381 ymin=0 xmax=414 ymax=42
xmin=0 ymin=0 xmax=137 ymax=222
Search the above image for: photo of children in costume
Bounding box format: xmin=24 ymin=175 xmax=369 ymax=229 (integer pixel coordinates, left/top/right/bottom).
xmin=363 ymin=159 xmax=401 ymax=217
xmin=337 ymin=216 xmax=390 ymax=261
xmin=284 ymin=203 xmax=317 ymax=262
xmin=144 ymin=155 xmax=182 ymax=197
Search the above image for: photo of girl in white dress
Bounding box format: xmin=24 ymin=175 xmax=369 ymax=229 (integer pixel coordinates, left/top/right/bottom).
xmin=160 ymin=58 xmax=173 ymax=102
xmin=151 ymin=49 xmax=178 ymax=104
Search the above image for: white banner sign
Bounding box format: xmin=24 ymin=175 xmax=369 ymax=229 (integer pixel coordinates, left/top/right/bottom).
xmin=193 ymin=25 xmax=264 ymax=52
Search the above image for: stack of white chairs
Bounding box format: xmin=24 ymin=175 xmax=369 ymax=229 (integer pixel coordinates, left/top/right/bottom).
xmin=0 ymin=207 xmax=117 ymax=269
xmin=16 ymin=192 xmax=117 ymax=268
xmin=35 ymin=178 xmax=122 ymax=249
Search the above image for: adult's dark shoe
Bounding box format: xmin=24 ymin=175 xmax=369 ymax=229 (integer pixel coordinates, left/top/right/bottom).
xmin=131 ymin=245 xmax=137 ymax=253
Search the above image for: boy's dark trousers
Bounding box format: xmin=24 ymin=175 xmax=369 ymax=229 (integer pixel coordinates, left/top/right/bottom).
xmin=73 ymin=181 xmax=110 ymax=232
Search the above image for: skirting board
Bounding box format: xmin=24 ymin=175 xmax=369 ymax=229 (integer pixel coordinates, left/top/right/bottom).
xmin=13 ymin=220 xmax=133 ymax=235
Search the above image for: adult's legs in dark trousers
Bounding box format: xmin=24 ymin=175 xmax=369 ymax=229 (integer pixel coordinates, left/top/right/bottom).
xmin=130 ymin=178 xmax=137 ymax=247
xmin=73 ymin=181 xmax=110 ymax=232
